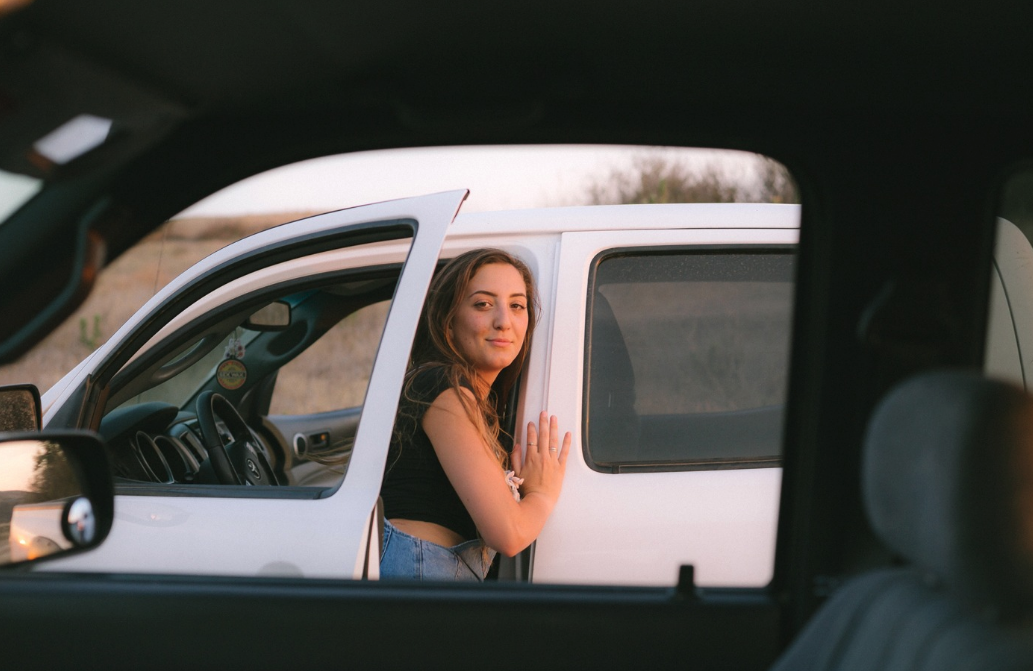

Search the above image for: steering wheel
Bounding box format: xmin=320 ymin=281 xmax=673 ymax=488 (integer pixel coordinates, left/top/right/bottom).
xmin=195 ymin=391 xmax=278 ymax=486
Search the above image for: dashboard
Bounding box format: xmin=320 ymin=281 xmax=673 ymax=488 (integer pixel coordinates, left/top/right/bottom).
xmin=98 ymin=402 xmax=278 ymax=485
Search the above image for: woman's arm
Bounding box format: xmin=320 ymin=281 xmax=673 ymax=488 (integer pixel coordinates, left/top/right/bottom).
xmin=423 ymin=388 xmax=570 ymax=557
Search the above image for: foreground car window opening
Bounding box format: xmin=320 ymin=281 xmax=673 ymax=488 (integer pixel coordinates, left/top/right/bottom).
xmin=17 ymin=147 xmax=800 ymax=588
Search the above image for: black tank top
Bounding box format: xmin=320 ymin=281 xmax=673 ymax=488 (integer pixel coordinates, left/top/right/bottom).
xmin=380 ymin=366 xmax=479 ymax=541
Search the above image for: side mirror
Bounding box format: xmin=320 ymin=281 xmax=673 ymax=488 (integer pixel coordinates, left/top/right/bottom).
xmin=0 ymin=431 xmax=113 ymax=566
xmin=0 ymin=384 xmax=42 ymax=432
xmin=244 ymin=300 xmax=291 ymax=331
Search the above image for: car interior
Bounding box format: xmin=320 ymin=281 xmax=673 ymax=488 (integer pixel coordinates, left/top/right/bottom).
xmin=96 ymin=271 xmax=402 ymax=492
xmin=1 ymin=1 xmax=1032 ymax=669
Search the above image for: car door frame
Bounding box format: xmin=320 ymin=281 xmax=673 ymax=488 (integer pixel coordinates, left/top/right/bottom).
xmin=40 ymin=190 xmax=465 ymax=578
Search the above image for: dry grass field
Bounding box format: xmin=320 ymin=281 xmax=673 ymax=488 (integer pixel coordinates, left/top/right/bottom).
xmin=0 ymin=212 xmax=318 ymax=400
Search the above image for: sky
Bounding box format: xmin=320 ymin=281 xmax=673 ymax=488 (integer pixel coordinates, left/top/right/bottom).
xmin=177 ymin=145 xmax=765 ymax=218
xmin=0 ymin=441 xmax=43 ymax=493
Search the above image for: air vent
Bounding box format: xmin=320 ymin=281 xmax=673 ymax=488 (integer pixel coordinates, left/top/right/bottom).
xmin=293 ymin=433 xmax=308 ymax=459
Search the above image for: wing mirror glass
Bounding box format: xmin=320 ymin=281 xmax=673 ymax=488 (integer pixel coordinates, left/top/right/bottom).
xmin=0 ymin=384 xmax=42 ymax=432
xmin=244 ymin=300 xmax=290 ymax=331
xmin=0 ymin=431 xmax=113 ymax=566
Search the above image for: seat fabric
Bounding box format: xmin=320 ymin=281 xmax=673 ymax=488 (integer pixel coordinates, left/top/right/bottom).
xmin=771 ymin=569 xmax=1033 ymax=671
xmin=771 ymin=371 xmax=1033 ymax=671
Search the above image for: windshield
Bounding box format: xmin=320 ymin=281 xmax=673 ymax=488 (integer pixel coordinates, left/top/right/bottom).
xmin=115 ymin=327 xmax=263 ymax=411
xmin=0 ymin=169 xmax=42 ymax=223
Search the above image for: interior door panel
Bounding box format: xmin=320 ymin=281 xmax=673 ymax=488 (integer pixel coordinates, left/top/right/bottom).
xmin=266 ymin=407 xmax=362 ymax=486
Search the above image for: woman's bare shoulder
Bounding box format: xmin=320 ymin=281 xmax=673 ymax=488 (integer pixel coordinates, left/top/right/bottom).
xmin=427 ymin=385 xmax=477 ymax=415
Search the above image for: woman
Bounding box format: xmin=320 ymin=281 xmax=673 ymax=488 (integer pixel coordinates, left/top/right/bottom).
xmin=379 ymin=248 xmax=571 ymax=581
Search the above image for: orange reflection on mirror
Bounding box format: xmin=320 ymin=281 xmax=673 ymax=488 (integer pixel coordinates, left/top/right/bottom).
xmin=0 ymin=440 xmax=81 ymax=563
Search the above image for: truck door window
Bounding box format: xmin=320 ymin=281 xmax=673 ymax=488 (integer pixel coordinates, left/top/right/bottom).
xmin=584 ymin=249 xmax=794 ymax=472
xmin=269 ymin=299 xmax=390 ymax=415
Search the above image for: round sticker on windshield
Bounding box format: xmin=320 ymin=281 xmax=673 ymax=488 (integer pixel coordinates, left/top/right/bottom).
xmin=216 ymin=359 xmax=247 ymax=390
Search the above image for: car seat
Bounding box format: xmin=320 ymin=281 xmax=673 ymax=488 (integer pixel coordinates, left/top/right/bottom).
xmin=770 ymin=370 xmax=1033 ymax=671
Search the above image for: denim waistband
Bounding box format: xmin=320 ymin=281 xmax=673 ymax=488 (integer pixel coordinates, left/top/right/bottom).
xmin=380 ymin=519 xmax=495 ymax=581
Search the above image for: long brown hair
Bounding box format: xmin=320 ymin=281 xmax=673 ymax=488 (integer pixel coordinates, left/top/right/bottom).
xmin=403 ymin=248 xmax=540 ymax=468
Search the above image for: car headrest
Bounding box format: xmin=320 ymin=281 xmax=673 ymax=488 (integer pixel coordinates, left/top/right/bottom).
xmin=863 ymin=370 xmax=1033 ymax=612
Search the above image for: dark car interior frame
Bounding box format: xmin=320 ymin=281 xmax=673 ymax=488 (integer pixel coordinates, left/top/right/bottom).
xmin=1 ymin=1 xmax=1031 ymax=669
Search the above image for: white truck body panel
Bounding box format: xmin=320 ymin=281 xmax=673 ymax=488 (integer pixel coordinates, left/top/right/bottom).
xmin=533 ymin=228 xmax=796 ymax=586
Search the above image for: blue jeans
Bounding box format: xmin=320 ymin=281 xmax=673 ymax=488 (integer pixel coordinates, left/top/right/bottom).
xmin=380 ymin=519 xmax=495 ymax=581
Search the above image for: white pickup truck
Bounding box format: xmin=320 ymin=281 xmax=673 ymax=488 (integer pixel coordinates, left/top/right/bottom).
xmin=33 ymin=191 xmax=1029 ymax=587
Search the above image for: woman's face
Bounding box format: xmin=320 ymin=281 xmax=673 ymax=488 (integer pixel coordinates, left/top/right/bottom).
xmin=451 ymin=262 xmax=529 ymax=385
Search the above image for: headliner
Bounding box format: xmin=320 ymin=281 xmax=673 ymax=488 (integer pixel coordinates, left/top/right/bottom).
xmin=10 ymin=0 xmax=1033 ymax=117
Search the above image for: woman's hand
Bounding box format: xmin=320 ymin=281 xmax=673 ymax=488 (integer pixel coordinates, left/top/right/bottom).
xmin=512 ymin=411 xmax=571 ymax=503
xmin=424 ymin=392 xmax=572 ymax=556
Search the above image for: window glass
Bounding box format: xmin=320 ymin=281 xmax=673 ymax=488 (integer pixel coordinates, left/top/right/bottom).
xmin=116 ymin=329 xmax=262 ymax=410
xmin=585 ymin=250 xmax=794 ymax=469
xmin=270 ymin=300 xmax=390 ymax=415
